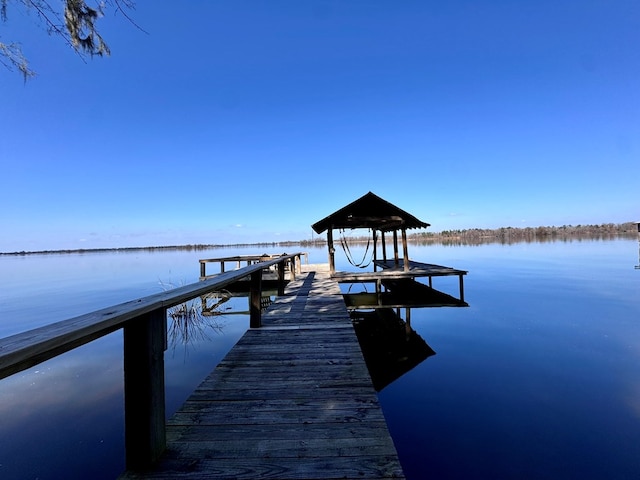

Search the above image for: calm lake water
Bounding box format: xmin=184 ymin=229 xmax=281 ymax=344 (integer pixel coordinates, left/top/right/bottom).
xmin=0 ymin=239 xmax=639 ymax=479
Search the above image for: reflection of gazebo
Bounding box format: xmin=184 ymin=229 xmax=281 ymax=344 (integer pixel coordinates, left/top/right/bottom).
xmin=311 ymin=191 xmax=430 ymax=274
xmin=351 ymin=308 xmax=436 ymax=391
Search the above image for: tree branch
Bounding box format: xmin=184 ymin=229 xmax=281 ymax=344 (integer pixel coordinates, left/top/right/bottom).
xmin=1 ymin=1 xmax=140 ymax=80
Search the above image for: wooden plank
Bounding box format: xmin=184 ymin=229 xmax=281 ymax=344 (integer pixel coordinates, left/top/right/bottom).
xmin=375 ymin=259 xmax=468 ymax=276
xmin=159 ymin=436 xmax=397 ymax=458
xmin=119 ymin=270 xmax=405 ymax=479
xmin=121 ymin=455 xmax=403 ymax=479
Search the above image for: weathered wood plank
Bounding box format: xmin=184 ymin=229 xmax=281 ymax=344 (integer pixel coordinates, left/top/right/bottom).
xmin=159 ymin=436 xmax=397 ymax=459
xmin=168 ymin=405 xmax=388 ymax=426
xmin=175 ymin=397 xmax=381 ymax=413
xmin=119 ymin=270 xmax=405 ymax=480
xmin=122 ymin=454 xmax=403 ymax=479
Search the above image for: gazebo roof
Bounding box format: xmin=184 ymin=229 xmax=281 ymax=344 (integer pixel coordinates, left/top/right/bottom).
xmin=311 ymin=191 xmax=430 ymax=234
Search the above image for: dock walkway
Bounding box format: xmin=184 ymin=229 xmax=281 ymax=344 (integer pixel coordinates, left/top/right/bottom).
xmin=120 ymin=268 xmax=405 ymax=479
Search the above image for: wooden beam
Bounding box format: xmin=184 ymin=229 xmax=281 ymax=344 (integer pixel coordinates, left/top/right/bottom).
xmin=327 ymin=228 xmax=335 ymax=274
xmin=277 ymin=261 xmax=285 ymax=296
xmin=393 ymin=231 xmax=399 ymax=266
xmin=0 ymin=255 xmax=303 ymax=381
xmin=401 ymin=229 xmax=410 ymax=272
xmin=123 ymin=309 xmax=167 ymax=470
xmin=373 ymin=230 xmax=378 ymax=272
xmin=289 ymin=256 xmax=296 ymax=281
xmin=381 ymin=231 xmax=387 ymax=263
xmin=249 ymin=269 xmax=263 ymax=328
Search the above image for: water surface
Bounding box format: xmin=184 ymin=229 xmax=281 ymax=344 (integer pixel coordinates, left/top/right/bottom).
xmin=0 ymin=240 xmax=638 ymax=479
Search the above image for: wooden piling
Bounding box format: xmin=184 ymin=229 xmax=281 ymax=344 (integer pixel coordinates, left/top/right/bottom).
xmin=123 ymin=309 xmax=167 ymax=469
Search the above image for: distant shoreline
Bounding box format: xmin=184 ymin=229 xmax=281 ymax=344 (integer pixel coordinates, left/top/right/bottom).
xmin=0 ymin=241 xmax=307 ymax=257
xmin=1 ymin=222 xmax=637 ymax=256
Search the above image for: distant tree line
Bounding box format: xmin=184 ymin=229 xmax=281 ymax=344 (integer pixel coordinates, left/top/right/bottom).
xmin=1 ymin=242 xmax=296 ymax=256
xmin=412 ymin=222 xmax=639 ymax=246
xmin=2 ymin=222 xmax=637 ymax=255
xmin=300 ymin=222 xmax=639 ymax=247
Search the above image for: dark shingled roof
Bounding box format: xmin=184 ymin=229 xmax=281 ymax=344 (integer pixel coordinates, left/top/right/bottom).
xmin=311 ymin=191 xmax=430 ymax=234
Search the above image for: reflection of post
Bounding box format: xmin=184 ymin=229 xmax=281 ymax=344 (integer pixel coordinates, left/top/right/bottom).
xmin=405 ymin=307 xmax=411 ymax=340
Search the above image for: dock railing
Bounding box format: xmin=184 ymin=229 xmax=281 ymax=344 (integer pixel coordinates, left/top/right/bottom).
xmin=199 ymin=252 xmax=308 ymax=279
xmin=0 ymin=253 xmax=303 ymax=471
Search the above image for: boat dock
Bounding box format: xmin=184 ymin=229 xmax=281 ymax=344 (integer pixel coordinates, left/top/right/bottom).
xmin=120 ymin=266 xmax=405 ymax=479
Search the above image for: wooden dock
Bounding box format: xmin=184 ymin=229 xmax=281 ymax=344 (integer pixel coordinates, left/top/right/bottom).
xmin=120 ymin=267 xmax=405 ymax=479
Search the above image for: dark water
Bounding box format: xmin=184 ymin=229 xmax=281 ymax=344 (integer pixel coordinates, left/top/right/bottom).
xmin=0 ymin=240 xmax=638 ymax=479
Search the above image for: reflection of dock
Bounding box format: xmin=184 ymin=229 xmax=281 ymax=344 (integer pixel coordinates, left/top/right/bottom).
xmin=120 ymin=269 xmax=405 ymax=479
xmin=352 ymin=308 xmax=436 ymax=391
xmin=344 ymin=277 xmax=468 ymax=309
xmin=335 ymin=259 xmax=467 ymax=305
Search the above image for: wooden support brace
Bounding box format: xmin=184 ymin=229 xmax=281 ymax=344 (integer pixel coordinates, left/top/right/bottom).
xmin=328 ymin=228 xmax=336 ymax=274
xmin=277 ymin=261 xmax=286 ymax=296
xmin=289 ymin=258 xmax=297 ymax=281
xmin=123 ymin=309 xmax=167 ymax=470
xmin=401 ymin=229 xmax=410 ymax=272
xmin=381 ymin=231 xmax=387 ymax=263
xmin=393 ymin=230 xmax=399 ymax=266
xmin=373 ymin=230 xmax=378 ymax=272
xmin=250 ymin=269 xmax=263 ymax=328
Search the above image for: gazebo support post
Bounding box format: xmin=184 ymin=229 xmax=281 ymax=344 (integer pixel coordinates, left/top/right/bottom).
xmin=402 ymin=228 xmax=410 ymax=272
xmin=381 ymin=231 xmax=387 ymax=264
xmin=393 ymin=230 xmax=399 ymax=267
xmin=327 ymin=228 xmax=335 ymax=274
xmin=373 ymin=229 xmax=378 ymax=271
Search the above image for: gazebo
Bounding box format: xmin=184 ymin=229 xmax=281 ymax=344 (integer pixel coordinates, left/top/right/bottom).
xmin=311 ymin=191 xmax=430 ymax=274
xmin=311 ymin=191 xmax=468 ymax=305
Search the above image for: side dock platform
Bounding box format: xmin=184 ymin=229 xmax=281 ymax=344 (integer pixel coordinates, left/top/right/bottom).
xmin=120 ymin=267 xmax=405 ymax=479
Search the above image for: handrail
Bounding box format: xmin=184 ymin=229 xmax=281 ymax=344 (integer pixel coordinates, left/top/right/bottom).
xmin=0 ymin=254 xmax=297 ymax=379
xmin=0 ymin=253 xmax=302 ymax=470
xmin=199 ymin=252 xmax=308 ymax=278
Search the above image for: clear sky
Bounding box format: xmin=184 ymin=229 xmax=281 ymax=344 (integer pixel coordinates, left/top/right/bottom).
xmin=1 ymin=1 xmax=638 ymax=252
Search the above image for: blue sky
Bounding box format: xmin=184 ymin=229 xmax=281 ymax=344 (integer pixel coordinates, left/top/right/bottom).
xmin=1 ymin=1 xmax=638 ymax=252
